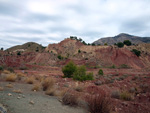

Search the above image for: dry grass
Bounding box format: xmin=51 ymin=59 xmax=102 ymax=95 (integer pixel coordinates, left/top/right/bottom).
xmin=5 ymin=84 xmax=13 ymax=88
xmin=74 ymin=85 xmax=84 ymax=92
xmin=57 ymin=89 xmax=68 ymax=98
xmin=6 ymin=73 xmax=17 ymax=82
xmin=42 ymin=77 xmax=55 ymax=91
xmin=3 ymin=70 xmax=10 ymax=74
xmin=26 ymin=76 xmax=35 ymax=84
xmin=32 ymin=83 xmax=41 ymax=91
xmin=13 ymin=89 xmax=22 ymax=93
xmin=120 ymin=91 xmax=132 ymax=101
xmin=45 ymin=88 xmax=56 ymax=96
xmin=0 ymin=87 xmax=4 ymax=91
xmin=17 ymin=73 xmax=25 ymax=80
xmin=62 ymin=90 xmax=79 ymax=106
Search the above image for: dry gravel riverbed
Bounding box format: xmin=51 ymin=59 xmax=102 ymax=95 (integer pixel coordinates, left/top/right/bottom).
xmin=0 ymin=82 xmax=86 ymax=113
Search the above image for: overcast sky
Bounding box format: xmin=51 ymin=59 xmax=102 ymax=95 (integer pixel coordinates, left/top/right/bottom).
xmin=0 ymin=0 xmax=150 ymax=49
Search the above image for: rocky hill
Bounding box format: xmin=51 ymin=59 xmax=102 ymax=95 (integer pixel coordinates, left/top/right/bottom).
xmin=6 ymin=42 xmax=45 ymax=53
xmin=0 ymin=38 xmax=150 ymax=69
xmin=93 ymin=33 xmax=150 ymax=45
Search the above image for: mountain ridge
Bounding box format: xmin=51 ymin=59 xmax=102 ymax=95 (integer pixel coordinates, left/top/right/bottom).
xmin=93 ymin=33 xmax=150 ymax=45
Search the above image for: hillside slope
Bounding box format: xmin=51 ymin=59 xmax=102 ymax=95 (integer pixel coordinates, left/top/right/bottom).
xmin=93 ymin=33 xmax=150 ymax=45
xmin=6 ymin=42 xmax=45 ymax=53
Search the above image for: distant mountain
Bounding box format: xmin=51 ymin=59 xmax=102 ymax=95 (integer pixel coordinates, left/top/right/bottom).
xmin=6 ymin=42 xmax=45 ymax=52
xmin=93 ymin=33 xmax=150 ymax=45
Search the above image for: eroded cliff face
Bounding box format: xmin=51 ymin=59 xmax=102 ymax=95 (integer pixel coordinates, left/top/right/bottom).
xmin=0 ymin=39 xmax=150 ymax=69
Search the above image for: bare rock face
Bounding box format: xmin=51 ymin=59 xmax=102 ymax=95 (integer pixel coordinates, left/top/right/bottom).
xmin=0 ymin=38 xmax=150 ymax=69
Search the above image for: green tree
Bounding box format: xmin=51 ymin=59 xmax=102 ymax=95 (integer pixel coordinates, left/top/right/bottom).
xmin=117 ymin=42 xmax=124 ymax=48
xmin=123 ymin=40 xmax=132 ymax=46
xmin=62 ymin=61 xmax=77 ymax=78
xmin=98 ymin=69 xmax=103 ymax=76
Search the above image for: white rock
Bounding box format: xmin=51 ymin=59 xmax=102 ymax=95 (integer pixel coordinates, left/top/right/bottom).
xmin=8 ymin=93 xmax=12 ymax=96
xmin=29 ymin=101 xmax=34 ymax=105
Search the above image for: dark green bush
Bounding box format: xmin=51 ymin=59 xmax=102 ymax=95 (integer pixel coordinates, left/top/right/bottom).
xmin=119 ymin=64 xmax=129 ymax=69
xmin=78 ymin=49 xmax=81 ymax=53
xmin=0 ymin=66 xmax=3 ymax=71
xmin=73 ymin=66 xmax=93 ymax=81
xmin=57 ymin=55 xmax=64 ymax=60
xmin=123 ymin=40 xmax=132 ymax=46
xmin=117 ymin=42 xmax=124 ymax=48
xmin=17 ymin=51 xmax=21 ymax=55
xmin=131 ymin=49 xmax=141 ymax=57
xmin=7 ymin=67 xmax=14 ymax=73
xmin=62 ymin=61 xmax=77 ymax=78
xmin=98 ymin=69 xmax=103 ymax=76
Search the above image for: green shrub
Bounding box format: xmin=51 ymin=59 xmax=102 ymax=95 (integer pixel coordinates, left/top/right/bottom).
xmin=62 ymin=61 xmax=77 ymax=78
xmin=78 ymin=49 xmax=81 ymax=53
xmin=117 ymin=42 xmax=124 ymax=48
xmin=123 ymin=40 xmax=132 ymax=46
xmin=7 ymin=67 xmax=14 ymax=73
xmin=119 ymin=64 xmax=129 ymax=69
xmin=131 ymin=49 xmax=141 ymax=57
xmin=120 ymin=92 xmax=132 ymax=101
xmin=17 ymin=51 xmax=21 ymax=55
xmin=0 ymin=66 xmax=3 ymax=71
xmin=73 ymin=66 xmax=93 ymax=81
xmin=109 ymin=65 xmax=116 ymax=69
xmin=98 ymin=69 xmax=103 ymax=76
xmin=57 ymin=55 xmax=63 ymax=60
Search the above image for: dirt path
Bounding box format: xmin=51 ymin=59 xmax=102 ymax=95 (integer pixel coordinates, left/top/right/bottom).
xmin=0 ymin=82 xmax=86 ymax=113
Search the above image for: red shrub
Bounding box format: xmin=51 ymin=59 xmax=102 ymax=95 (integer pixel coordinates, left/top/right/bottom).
xmin=85 ymin=88 xmax=112 ymax=113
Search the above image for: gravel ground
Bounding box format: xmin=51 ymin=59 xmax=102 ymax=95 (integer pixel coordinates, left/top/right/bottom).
xmin=0 ymin=82 xmax=86 ymax=113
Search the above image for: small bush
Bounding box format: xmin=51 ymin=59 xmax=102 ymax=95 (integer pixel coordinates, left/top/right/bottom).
xmin=98 ymin=69 xmax=104 ymax=76
xmin=13 ymin=89 xmax=22 ymax=93
xmin=111 ymin=90 xmax=120 ymax=99
xmin=45 ymin=88 xmax=56 ymax=96
xmin=0 ymin=66 xmax=3 ymax=71
xmin=42 ymin=77 xmax=54 ymax=91
xmin=26 ymin=77 xmax=34 ymax=84
xmin=74 ymin=85 xmax=84 ymax=92
xmin=3 ymin=70 xmax=10 ymax=74
xmin=119 ymin=64 xmax=129 ymax=69
xmin=120 ymin=92 xmax=132 ymax=101
xmin=117 ymin=42 xmax=124 ymax=48
xmin=78 ymin=49 xmax=81 ymax=53
xmin=123 ymin=40 xmax=132 ymax=46
xmin=62 ymin=90 xmax=79 ymax=106
xmin=32 ymin=83 xmax=41 ymax=91
xmin=73 ymin=66 xmax=93 ymax=81
xmin=62 ymin=61 xmax=77 ymax=78
xmin=86 ymin=89 xmax=112 ymax=113
xmin=131 ymin=49 xmax=141 ymax=57
xmin=0 ymin=87 xmax=4 ymax=91
xmin=57 ymin=55 xmax=63 ymax=60
xmin=5 ymin=84 xmax=13 ymax=88
xmin=6 ymin=74 xmax=17 ymax=82
xmin=7 ymin=67 xmax=14 ymax=73
xmin=109 ymin=65 xmax=116 ymax=69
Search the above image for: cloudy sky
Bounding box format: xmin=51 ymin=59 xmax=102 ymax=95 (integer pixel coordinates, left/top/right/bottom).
xmin=0 ymin=0 xmax=150 ymax=49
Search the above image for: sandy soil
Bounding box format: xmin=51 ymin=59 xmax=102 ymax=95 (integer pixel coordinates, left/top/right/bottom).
xmin=0 ymin=82 xmax=86 ymax=113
